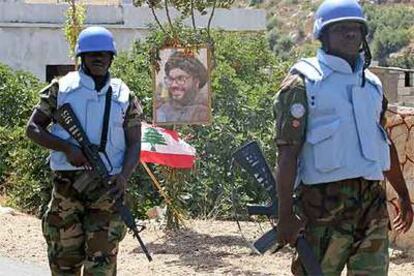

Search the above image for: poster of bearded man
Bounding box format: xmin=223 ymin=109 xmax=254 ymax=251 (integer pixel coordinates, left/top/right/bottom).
xmin=153 ymin=47 xmax=212 ymax=125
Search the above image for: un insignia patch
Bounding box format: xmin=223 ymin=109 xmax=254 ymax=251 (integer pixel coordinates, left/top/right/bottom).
xmin=290 ymin=103 xmax=305 ymax=119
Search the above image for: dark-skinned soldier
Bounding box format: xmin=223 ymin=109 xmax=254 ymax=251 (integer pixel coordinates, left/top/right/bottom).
xmin=273 ymin=1 xmax=413 ymax=275
xmin=26 ymin=26 xmax=143 ymax=275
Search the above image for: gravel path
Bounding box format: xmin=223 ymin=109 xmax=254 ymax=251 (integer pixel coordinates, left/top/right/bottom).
xmin=0 ymin=212 xmax=413 ymax=275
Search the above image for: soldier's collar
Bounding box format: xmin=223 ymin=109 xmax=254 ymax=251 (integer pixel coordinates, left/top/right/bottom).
xmin=317 ymin=49 xmax=363 ymax=75
xmin=79 ymin=69 xmax=111 ymax=94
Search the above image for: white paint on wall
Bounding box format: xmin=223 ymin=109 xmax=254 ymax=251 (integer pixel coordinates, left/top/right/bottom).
xmin=0 ymin=2 xmax=266 ymax=80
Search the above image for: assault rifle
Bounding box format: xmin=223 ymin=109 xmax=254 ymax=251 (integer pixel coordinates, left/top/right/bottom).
xmin=232 ymin=141 xmax=322 ymax=276
xmin=54 ymin=103 xmax=152 ymax=262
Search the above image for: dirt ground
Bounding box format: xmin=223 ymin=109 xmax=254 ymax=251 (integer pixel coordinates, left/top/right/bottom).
xmin=0 ymin=212 xmax=414 ymax=276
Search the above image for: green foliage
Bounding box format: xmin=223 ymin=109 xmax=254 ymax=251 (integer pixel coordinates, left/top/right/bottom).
xmin=387 ymin=48 xmax=414 ymax=69
xmin=248 ymin=0 xmax=264 ymax=6
xmin=266 ymin=15 xmax=280 ymax=31
xmin=0 ymin=127 xmax=51 ymax=213
xmin=365 ymin=4 xmax=414 ymax=38
xmin=2 ymin=26 xmax=288 ymax=220
xmin=133 ymin=0 xmax=235 ymax=14
xmin=364 ymin=4 xmax=414 ymax=67
xmin=371 ymin=27 xmax=410 ymax=66
xmin=0 ymin=65 xmax=49 ymax=214
xmin=0 ymin=63 xmax=43 ymax=128
xmin=111 ymin=28 xmax=288 ymax=219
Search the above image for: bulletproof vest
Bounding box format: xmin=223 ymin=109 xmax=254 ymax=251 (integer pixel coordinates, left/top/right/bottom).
xmin=49 ymin=71 xmax=130 ymax=175
xmin=290 ymin=50 xmax=390 ymax=185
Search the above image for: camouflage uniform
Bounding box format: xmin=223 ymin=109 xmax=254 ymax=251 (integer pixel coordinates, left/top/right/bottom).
xmin=274 ymin=74 xmax=389 ymax=276
xmin=36 ymin=80 xmax=143 ymax=275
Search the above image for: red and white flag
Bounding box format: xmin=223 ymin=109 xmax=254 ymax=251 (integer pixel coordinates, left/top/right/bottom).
xmin=140 ymin=123 xmax=196 ymax=168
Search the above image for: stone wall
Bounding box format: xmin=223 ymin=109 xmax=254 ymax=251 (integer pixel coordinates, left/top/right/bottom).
xmin=386 ymin=105 xmax=414 ymax=249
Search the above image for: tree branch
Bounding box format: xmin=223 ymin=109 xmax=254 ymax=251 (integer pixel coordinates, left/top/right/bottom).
xmin=207 ymin=0 xmax=217 ymax=39
xmin=164 ymin=0 xmax=175 ymax=36
xmin=191 ymin=0 xmax=196 ymax=32
xmin=149 ymin=1 xmax=167 ymax=34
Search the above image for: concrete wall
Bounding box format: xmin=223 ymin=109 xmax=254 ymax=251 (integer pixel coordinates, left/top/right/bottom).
xmin=0 ymin=2 xmax=266 ymax=80
xmin=371 ymin=66 xmax=414 ymax=106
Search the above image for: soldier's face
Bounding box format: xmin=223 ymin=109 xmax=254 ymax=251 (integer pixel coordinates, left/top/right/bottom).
xmin=326 ymin=21 xmax=363 ymax=59
xmin=83 ymin=51 xmax=112 ymax=77
xmin=165 ymin=68 xmax=199 ymax=104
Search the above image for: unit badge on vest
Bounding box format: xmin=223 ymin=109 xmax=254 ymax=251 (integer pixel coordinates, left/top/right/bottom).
xmin=290 ymin=103 xmax=305 ymax=119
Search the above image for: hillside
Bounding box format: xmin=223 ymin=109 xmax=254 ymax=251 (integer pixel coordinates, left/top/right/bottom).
xmin=235 ymin=0 xmax=414 ymax=68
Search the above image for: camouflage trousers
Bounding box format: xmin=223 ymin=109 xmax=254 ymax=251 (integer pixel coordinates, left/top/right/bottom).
xmin=292 ymin=178 xmax=389 ymax=276
xmin=42 ymin=171 xmax=127 ymax=276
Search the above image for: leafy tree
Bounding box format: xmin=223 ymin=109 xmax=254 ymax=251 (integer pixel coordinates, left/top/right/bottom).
xmin=0 ymin=64 xmax=44 ymax=128
xmin=371 ymin=27 xmax=410 ymax=66
xmin=364 ymin=4 xmax=414 ymax=66
xmin=132 ymin=0 xmax=235 ymax=37
xmin=112 ymin=28 xmax=288 ymax=219
xmin=387 ymin=46 xmax=414 ymax=69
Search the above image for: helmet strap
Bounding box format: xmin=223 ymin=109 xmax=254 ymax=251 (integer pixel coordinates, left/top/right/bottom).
xmin=360 ymin=38 xmax=371 ymax=87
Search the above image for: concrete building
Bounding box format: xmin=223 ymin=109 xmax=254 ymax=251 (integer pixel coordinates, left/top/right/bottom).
xmin=370 ymin=66 xmax=414 ymax=106
xmin=0 ymin=0 xmax=266 ymax=81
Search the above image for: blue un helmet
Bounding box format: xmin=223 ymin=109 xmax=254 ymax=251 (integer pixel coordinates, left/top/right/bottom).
xmin=75 ymin=26 xmax=117 ymax=56
xmin=313 ymin=0 xmax=368 ymax=39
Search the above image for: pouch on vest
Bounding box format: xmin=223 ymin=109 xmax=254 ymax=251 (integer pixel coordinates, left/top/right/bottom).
xmin=306 ymin=118 xmax=342 ymax=172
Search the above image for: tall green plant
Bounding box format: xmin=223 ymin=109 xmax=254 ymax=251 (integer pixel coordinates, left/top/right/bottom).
xmin=63 ymin=0 xmax=86 ymax=68
xmin=0 ymin=64 xmax=43 ymax=128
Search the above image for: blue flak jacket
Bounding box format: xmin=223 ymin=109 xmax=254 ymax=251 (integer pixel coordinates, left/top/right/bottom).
xmin=291 ymin=50 xmax=390 ymax=185
xmin=50 ymin=70 xmax=131 ymax=175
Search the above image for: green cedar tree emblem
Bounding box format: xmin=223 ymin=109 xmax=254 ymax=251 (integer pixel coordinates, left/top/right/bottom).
xmin=142 ymin=127 xmax=168 ymax=151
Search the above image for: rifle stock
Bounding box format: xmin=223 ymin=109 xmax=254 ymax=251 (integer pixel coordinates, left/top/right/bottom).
xmin=232 ymin=141 xmax=322 ymax=275
xmin=55 ymin=103 xmax=152 ymax=262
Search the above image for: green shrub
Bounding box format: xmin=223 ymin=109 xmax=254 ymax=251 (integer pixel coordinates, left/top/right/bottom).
xmin=0 ymin=65 xmax=48 ymax=214
xmin=0 ymin=64 xmax=44 ymax=128
xmin=371 ymin=27 xmax=410 ymax=66
xmin=111 ymin=30 xmax=289 ymax=219
xmin=0 ymin=127 xmax=51 ymax=213
xmin=364 ymin=4 xmax=414 ymax=66
xmin=365 ymin=4 xmax=414 ymax=38
xmin=2 ymin=29 xmax=289 ymax=219
xmin=266 ymin=15 xmax=280 ymax=31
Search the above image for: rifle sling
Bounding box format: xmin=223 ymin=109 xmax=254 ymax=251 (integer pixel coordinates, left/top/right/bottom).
xmin=99 ymin=86 xmax=113 ymax=152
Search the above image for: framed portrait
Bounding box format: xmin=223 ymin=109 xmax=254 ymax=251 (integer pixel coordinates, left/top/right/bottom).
xmin=153 ymin=46 xmax=212 ymax=125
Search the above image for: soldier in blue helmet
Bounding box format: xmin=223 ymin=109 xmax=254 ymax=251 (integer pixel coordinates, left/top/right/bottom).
xmin=26 ymin=26 xmax=144 ymax=275
xmin=273 ymin=0 xmax=413 ymax=275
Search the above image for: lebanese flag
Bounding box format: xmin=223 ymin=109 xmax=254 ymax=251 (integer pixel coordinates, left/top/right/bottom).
xmin=140 ymin=123 xmax=196 ymax=168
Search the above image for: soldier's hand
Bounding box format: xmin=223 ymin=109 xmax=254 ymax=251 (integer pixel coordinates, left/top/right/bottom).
xmin=110 ymin=174 xmax=128 ymax=200
xmin=277 ymin=214 xmax=305 ymax=247
xmin=64 ymin=145 xmax=90 ymax=168
xmin=393 ymin=197 xmax=414 ymax=234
